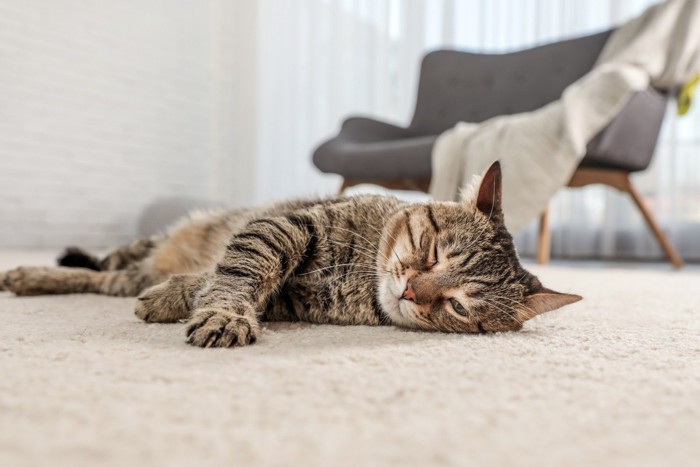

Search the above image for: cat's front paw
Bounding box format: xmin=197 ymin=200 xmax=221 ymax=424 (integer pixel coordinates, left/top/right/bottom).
xmin=2 ymin=267 xmax=52 ymax=296
xmin=135 ymin=279 xmax=191 ymax=323
xmin=185 ymin=308 xmax=259 ymax=348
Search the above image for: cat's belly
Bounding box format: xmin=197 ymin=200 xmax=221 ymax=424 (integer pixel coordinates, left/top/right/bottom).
xmin=264 ymin=277 xmax=383 ymax=326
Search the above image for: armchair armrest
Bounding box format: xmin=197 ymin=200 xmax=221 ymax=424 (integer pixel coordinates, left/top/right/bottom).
xmin=583 ymin=87 xmax=668 ymax=172
xmin=339 ymin=116 xmax=413 ymax=142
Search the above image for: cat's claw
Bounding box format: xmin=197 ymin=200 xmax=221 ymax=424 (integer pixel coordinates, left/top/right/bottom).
xmin=185 ymin=308 xmax=259 ymax=348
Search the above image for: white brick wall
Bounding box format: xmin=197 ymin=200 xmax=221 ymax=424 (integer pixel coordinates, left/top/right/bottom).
xmin=0 ymin=0 xmax=249 ymax=248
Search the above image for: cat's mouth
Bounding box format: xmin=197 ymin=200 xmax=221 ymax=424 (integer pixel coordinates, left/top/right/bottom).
xmin=377 ymin=274 xmax=416 ymax=327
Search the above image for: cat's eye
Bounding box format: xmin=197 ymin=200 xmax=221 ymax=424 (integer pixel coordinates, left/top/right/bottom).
xmin=449 ymin=298 xmax=468 ymax=316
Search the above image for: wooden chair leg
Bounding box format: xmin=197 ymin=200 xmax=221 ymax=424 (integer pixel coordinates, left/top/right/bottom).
xmin=568 ymin=168 xmax=684 ymax=268
xmin=536 ymin=206 xmax=551 ymax=265
xmin=625 ymin=179 xmax=684 ymax=269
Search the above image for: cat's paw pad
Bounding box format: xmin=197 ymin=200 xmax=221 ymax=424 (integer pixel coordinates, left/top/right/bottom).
xmin=2 ymin=267 xmax=50 ymax=296
xmin=185 ymin=308 xmax=259 ymax=348
xmin=135 ymin=280 xmax=190 ymax=323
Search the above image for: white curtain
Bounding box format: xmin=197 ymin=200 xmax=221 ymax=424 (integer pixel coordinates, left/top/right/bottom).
xmin=248 ymin=0 xmax=700 ymax=261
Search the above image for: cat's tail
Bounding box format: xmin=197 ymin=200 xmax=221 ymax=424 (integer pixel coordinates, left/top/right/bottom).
xmin=57 ymin=247 xmax=102 ymax=271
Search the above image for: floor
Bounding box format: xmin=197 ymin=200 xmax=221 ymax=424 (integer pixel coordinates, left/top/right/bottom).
xmin=1 ymin=251 xmax=699 ymax=467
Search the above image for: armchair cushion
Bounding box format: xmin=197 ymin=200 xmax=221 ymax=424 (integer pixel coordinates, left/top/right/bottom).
xmin=313 ymin=126 xmax=435 ymax=180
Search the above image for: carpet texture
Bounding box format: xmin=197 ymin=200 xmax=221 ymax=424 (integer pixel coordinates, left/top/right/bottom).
xmin=1 ymin=251 xmax=699 ymax=467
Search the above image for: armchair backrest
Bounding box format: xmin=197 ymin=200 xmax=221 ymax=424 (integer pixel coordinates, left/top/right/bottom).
xmin=408 ymin=30 xmax=613 ymax=135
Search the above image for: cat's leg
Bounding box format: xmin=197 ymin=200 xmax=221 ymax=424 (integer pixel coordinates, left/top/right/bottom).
xmin=185 ymin=215 xmax=313 ymax=348
xmin=99 ymin=237 xmax=163 ymax=270
xmin=58 ymin=237 xmax=163 ymax=271
xmin=2 ymin=266 xmax=105 ymax=296
xmin=135 ymin=273 xmax=210 ymax=323
xmin=1 ymin=261 xmax=166 ymax=297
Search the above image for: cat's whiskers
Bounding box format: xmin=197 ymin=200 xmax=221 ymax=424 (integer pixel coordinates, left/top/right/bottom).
xmin=365 ymin=223 xmax=404 ymax=268
xmin=315 ymin=224 xmax=383 ymax=253
xmin=298 ymin=232 xmax=387 ymax=269
xmin=298 ymin=262 xmax=375 ymax=277
xmin=318 ymin=269 xmax=382 ymax=294
xmin=488 ymin=294 xmax=540 ymax=323
xmin=305 ymin=225 xmax=392 ymax=264
xmin=411 ymin=311 xmax=435 ymax=330
xmin=316 ymin=234 xmax=380 ymax=259
xmin=323 ymin=238 xmax=381 ymax=264
xmin=475 ymin=296 xmax=525 ymax=325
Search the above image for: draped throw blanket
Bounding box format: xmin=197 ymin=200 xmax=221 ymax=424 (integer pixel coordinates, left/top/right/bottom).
xmin=429 ymin=0 xmax=700 ymax=234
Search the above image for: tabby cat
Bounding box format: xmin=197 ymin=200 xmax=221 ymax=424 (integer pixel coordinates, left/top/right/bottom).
xmin=0 ymin=163 xmax=581 ymax=347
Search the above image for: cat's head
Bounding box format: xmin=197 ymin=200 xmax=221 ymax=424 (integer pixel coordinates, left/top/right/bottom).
xmin=377 ymin=161 xmax=581 ymax=333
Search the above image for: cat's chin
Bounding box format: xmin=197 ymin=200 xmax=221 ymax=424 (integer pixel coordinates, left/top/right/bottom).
xmin=378 ymin=278 xmax=415 ymax=328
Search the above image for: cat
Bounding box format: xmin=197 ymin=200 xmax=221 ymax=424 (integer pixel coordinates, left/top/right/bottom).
xmin=0 ymin=162 xmax=581 ymax=347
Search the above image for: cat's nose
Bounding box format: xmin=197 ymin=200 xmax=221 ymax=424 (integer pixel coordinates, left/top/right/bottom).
xmin=402 ymin=281 xmax=416 ymax=302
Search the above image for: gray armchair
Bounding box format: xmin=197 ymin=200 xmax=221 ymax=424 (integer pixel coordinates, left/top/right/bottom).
xmin=313 ymin=30 xmax=683 ymax=268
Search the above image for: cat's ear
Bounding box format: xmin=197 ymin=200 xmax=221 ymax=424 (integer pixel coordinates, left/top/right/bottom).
xmin=517 ymin=288 xmax=582 ymax=321
xmin=475 ymin=161 xmax=503 ymax=220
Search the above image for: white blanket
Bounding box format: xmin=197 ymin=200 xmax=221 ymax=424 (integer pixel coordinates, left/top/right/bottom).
xmin=429 ymin=0 xmax=700 ymax=234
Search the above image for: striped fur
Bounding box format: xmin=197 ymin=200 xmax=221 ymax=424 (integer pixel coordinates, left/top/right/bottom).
xmin=1 ymin=163 xmax=581 ymax=347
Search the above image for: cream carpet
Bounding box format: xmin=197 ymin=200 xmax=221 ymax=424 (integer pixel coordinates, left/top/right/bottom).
xmin=1 ymin=251 xmax=699 ymax=467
